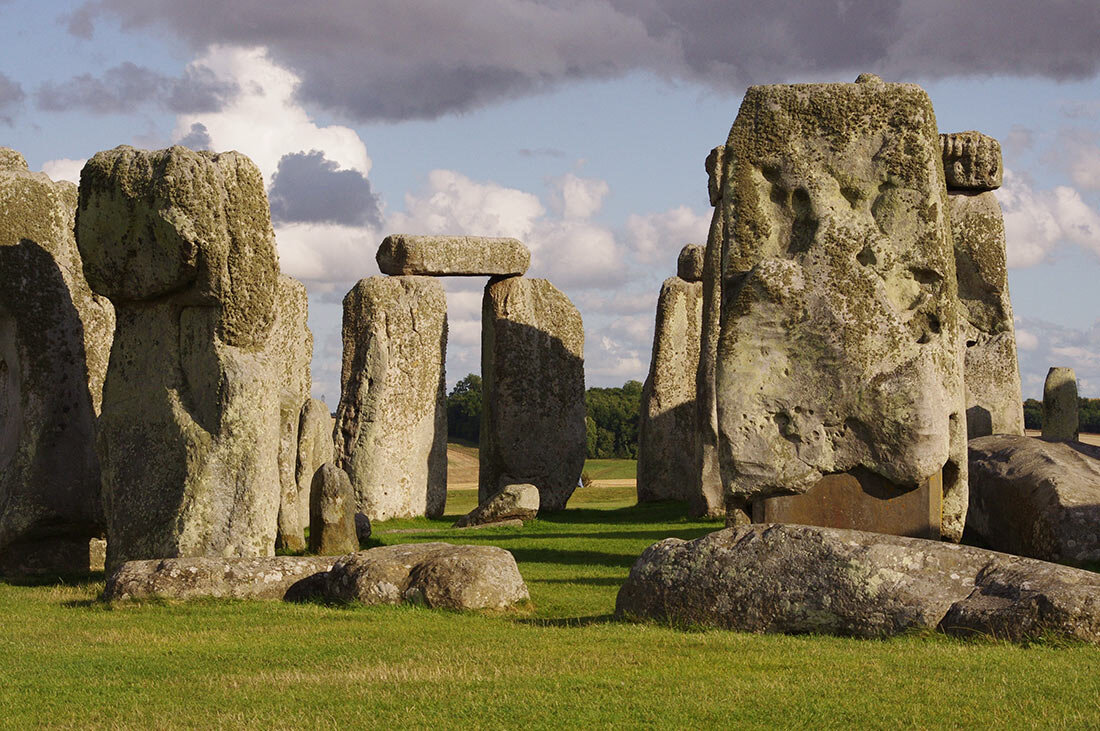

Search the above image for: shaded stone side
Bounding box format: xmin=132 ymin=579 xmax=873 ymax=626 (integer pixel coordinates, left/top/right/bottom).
xmin=676 ymin=244 xmax=705 ymax=282
xmin=712 ymin=79 xmax=967 ymax=540
xmin=949 ymin=189 xmax=1024 ymax=438
xmin=76 ymin=145 xmax=281 ymax=570
xmin=268 ymin=275 xmax=312 ymax=552
xmin=637 ymin=276 xmax=702 ymax=503
xmin=0 ymin=148 xmax=115 ymax=572
xmin=480 ymin=276 xmax=585 ymax=511
xmin=1042 ymin=367 xmax=1078 ymax=442
xmin=941 ymin=131 xmax=1002 ymax=191
xmin=309 ymin=463 xmax=357 ymax=556
xmin=334 ymin=276 xmax=447 ymax=521
xmin=295 ymin=398 xmax=334 ymax=529
xmin=377 ymin=234 xmax=530 ymax=276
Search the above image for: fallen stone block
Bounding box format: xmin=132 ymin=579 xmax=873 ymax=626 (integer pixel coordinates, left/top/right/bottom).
xmin=454 ymin=483 xmax=538 ymax=527
xmin=103 ymin=556 xmax=337 ymax=601
xmin=376 ymin=234 xmax=529 ymax=277
xmin=615 ymin=523 xmax=1100 ymax=644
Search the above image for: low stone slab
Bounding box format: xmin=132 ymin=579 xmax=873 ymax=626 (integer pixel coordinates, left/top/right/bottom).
xmin=103 ymin=556 xmax=336 ymax=601
xmin=326 ymin=542 xmax=529 ymax=610
xmin=454 ymin=483 xmax=538 ymax=527
xmin=615 ymin=524 xmax=1100 ymax=644
xmin=968 ymin=435 xmax=1100 ymax=564
xmin=376 ymin=234 xmax=530 ymax=277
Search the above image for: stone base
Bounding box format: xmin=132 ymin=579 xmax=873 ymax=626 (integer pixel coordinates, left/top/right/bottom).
xmin=753 ymin=469 xmax=941 ymax=540
xmin=0 ymin=537 xmax=107 ymax=577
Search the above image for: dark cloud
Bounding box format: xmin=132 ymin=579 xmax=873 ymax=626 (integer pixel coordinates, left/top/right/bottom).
xmin=34 ymin=61 xmax=237 ymax=115
xmin=268 ymin=150 xmax=382 ymax=228
xmin=76 ymin=0 xmax=1100 ymax=122
xmin=519 ymin=147 xmax=567 ymax=159
xmin=177 ymin=121 xmax=211 ymax=150
xmin=0 ymin=72 xmax=24 ymax=124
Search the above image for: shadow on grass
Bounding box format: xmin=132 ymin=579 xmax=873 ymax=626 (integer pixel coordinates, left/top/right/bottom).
xmin=0 ymin=571 xmax=105 ymax=588
xmin=505 ymin=546 xmax=640 ymax=569
xmin=530 ymin=576 xmax=624 ymax=587
xmin=515 ymin=613 xmax=620 ymax=628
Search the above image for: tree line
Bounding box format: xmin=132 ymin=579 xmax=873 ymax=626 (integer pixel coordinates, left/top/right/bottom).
xmin=1024 ymin=398 xmax=1100 ymax=433
xmin=445 ymin=374 xmax=643 ymax=459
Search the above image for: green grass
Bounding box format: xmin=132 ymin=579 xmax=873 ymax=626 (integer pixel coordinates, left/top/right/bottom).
xmin=2 ymin=489 xmax=1099 ymax=728
xmin=581 ymin=457 xmax=637 ymax=480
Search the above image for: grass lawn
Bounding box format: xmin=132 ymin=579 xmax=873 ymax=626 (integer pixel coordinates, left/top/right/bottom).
xmin=1 ymin=488 xmax=1099 ymax=727
xmin=582 ymin=457 xmax=637 ymax=481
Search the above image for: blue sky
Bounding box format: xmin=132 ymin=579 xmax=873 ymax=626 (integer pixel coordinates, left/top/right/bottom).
xmin=3 ymin=1 xmax=1100 ymax=404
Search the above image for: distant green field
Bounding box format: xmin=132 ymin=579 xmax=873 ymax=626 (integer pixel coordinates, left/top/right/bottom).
xmin=581 ymin=458 xmax=637 ymax=481
xmin=1 ymin=490 xmax=1098 ymax=727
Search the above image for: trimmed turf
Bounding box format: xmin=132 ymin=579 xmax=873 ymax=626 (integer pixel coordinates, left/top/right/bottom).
xmin=582 ymin=458 xmax=638 ymax=481
xmin=1 ymin=490 xmax=1098 ymax=728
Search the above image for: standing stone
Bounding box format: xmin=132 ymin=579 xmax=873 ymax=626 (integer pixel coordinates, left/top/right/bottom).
xmin=1042 ymin=367 xmax=1079 ymax=442
xmin=637 ymin=272 xmax=702 ymax=502
xmin=676 ymin=244 xmax=705 ymax=282
xmin=76 ymin=145 xmax=281 ymax=570
xmin=268 ymin=275 xmax=312 ymax=552
xmin=376 ymin=234 xmax=530 ymax=277
xmin=295 ymin=398 xmax=334 ymax=530
xmin=480 ymin=276 xmax=585 ymax=511
xmin=334 ymin=276 xmax=447 ymax=521
xmin=711 ymin=78 xmax=969 ymax=540
xmin=309 ymin=463 xmax=358 ymax=556
xmin=0 ymin=148 xmax=115 ymax=573
xmin=691 ymin=148 xmax=729 ymax=519
xmin=943 ymin=132 xmax=1024 ymax=439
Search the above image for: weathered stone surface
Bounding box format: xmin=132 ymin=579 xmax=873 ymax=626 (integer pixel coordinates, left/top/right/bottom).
xmin=710 ymin=80 xmax=968 ymax=540
xmin=676 ymin=244 xmax=705 ymax=282
xmin=326 ymin=542 xmax=529 ymax=610
xmin=0 ymin=148 xmax=115 ymax=572
xmin=354 ymin=512 xmax=372 ymax=543
xmin=941 ymin=131 xmax=1002 ymax=191
xmin=454 ymin=483 xmax=539 ymax=527
xmin=376 ymin=234 xmax=529 ymax=277
xmin=950 ymin=188 xmax=1024 ymax=438
xmin=76 ymin=145 xmax=281 ymax=570
xmin=269 ymin=275 xmax=312 ymax=552
xmin=616 ymin=523 xmax=1100 ymax=643
xmin=295 ymin=398 xmax=334 ymax=530
xmin=334 ymin=276 xmax=447 ymax=520
xmin=103 ymin=556 xmax=335 ymax=601
xmin=480 ymin=276 xmax=585 ymax=511
xmin=968 ymin=435 xmax=1100 ymax=564
xmin=691 ymin=147 xmax=728 ymax=519
xmin=637 ymin=276 xmax=702 ymax=503
xmin=309 ymin=463 xmax=358 ymax=555
xmin=1042 ymin=367 xmax=1078 ymax=442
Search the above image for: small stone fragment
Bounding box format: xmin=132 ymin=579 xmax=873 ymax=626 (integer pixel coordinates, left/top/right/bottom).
xmin=454 ymin=483 xmax=539 ymax=527
xmin=103 ymin=556 xmax=336 ymax=601
xmin=637 ymin=276 xmax=702 ymax=503
xmin=941 ymin=131 xmax=1002 ymax=191
xmin=354 ymin=512 xmax=371 ymax=544
xmin=676 ymin=244 xmax=705 ymax=282
xmin=334 ymin=275 xmax=447 ymax=521
xmin=1042 ymin=367 xmax=1079 ymax=442
xmin=480 ymin=276 xmax=585 ymax=511
xmin=325 ymin=542 xmax=529 ymax=610
xmin=309 ymin=463 xmax=358 ymax=556
xmin=376 ymin=234 xmax=530 ymax=277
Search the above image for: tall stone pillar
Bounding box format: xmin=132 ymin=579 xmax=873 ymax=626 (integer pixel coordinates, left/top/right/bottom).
xmin=1042 ymin=367 xmax=1079 ymax=442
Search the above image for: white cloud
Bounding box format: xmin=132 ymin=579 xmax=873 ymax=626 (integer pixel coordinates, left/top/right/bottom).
xmin=173 ymin=46 xmax=371 ymax=184
xmin=272 ymin=221 xmax=381 ymax=290
xmin=40 ymin=158 xmax=85 ymax=184
xmin=1013 ymin=316 xmax=1100 ymax=398
xmin=550 ymin=173 xmax=609 ymax=220
xmin=1015 ymin=328 xmax=1038 ymax=351
xmin=998 ymin=169 xmax=1100 ymax=267
xmin=389 ymin=169 xmax=544 ymax=240
xmin=624 ymin=204 xmax=710 ymax=265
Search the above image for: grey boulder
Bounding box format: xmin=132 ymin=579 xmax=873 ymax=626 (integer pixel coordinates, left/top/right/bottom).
xmin=454 ymin=483 xmax=539 ymax=527
xmin=616 ymin=523 xmax=1100 ymax=644
xmin=103 ymin=556 xmax=337 ymax=601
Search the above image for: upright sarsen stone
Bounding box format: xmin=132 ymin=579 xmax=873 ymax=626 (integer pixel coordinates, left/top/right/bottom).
xmin=334 ymin=276 xmax=447 ymax=521
xmin=637 ymin=273 xmax=702 ymax=503
xmin=712 ymin=79 xmax=968 ymax=540
xmin=76 ymin=145 xmax=281 ymax=569
xmin=480 ymin=276 xmax=585 ymax=511
xmin=295 ymin=397 xmax=334 ymax=529
xmin=0 ymin=148 xmax=115 ymax=572
xmin=1042 ymin=367 xmax=1078 ymax=442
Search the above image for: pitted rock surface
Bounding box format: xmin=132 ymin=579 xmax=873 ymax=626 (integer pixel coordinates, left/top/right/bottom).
xmin=676 ymin=244 xmax=705 ymax=282
xmin=454 ymin=483 xmax=539 ymax=527
xmin=1042 ymin=367 xmax=1078 ymax=442
xmin=295 ymin=398 xmax=334 ymax=529
xmin=968 ymin=435 xmax=1100 ymax=564
xmin=335 ymin=275 xmax=447 ymax=521
xmin=616 ymin=523 xmax=1100 ymax=643
xmin=709 ymin=80 xmax=967 ymax=540
xmin=941 ymin=131 xmax=1002 ymax=191
xmin=637 ymin=276 xmax=702 ymax=503
xmin=951 ymin=187 xmax=1024 ymax=438
xmin=325 ymin=542 xmax=529 ymax=610
xmin=76 ymin=145 xmax=281 ymax=570
xmin=0 ymin=147 xmax=115 ymax=569
xmin=376 ymin=234 xmax=529 ymax=277
xmin=309 ymin=463 xmax=358 ymax=556
xmin=103 ymin=556 xmax=336 ymax=601
xmin=480 ymin=276 xmax=585 ymax=511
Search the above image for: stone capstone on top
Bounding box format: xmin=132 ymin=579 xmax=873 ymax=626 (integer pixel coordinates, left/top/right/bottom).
xmin=676 ymin=244 xmax=705 ymax=282
xmin=616 ymin=524 xmax=1100 ymax=644
xmin=941 ymin=131 xmax=1002 ymax=191
xmin=376 ymin=234 xmax=530 ymax=277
